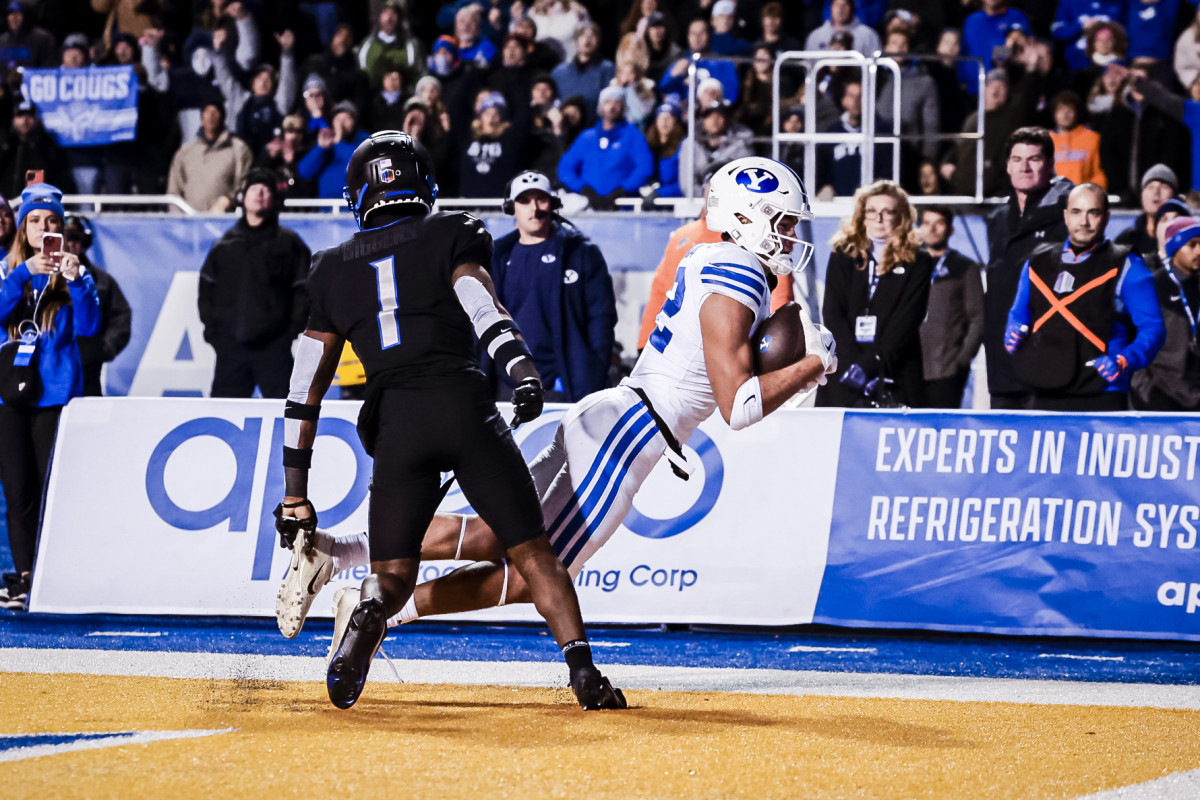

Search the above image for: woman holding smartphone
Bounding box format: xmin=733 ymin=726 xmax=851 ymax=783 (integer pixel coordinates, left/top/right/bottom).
xmin=0 ymin=183 xmax=100 ymax=611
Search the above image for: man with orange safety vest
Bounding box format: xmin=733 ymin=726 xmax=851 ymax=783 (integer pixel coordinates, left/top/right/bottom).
xmin=1004 ymin=182 xmax=1165 ymax=411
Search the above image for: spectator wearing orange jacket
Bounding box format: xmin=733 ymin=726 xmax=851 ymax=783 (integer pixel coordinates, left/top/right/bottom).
xmin=1050 ymin=91 xmax=1107 ymax=189
xmin=637 ymin=180 xmax=792 ymax=351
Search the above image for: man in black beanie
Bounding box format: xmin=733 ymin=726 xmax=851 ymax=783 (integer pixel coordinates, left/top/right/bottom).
xmin=198 ymin=168 xmax=311 ymax=398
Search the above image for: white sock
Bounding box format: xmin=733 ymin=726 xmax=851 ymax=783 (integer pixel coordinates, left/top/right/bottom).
xmin=387 ymin=595 xmax=419 ymax=628
xmin=329 ymin=531 xmax=370 ymax=573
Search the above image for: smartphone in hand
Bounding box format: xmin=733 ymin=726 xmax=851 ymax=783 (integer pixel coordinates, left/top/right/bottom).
xmin=41 ymin=232 xmax=64 ymax=270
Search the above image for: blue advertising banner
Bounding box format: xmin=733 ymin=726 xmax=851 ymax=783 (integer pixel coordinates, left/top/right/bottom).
xmin=814 ymin=411 xmax=1200 ymax=641
xmin=22 ymin=66 xmax=138 ymax=146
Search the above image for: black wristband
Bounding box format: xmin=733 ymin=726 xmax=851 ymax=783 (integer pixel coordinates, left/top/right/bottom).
xmin=284 ymin=400 xmax=321 ymax=421
xmin=283 ymin=446 xmax=313 ymax=469
xmin=494 ymin=337 xmax=534 ymax=377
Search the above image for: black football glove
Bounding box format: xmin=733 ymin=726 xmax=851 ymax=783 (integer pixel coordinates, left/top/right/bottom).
xmin=273 ymin=499 xmax=317 ymax=552
xmin=511 ymin=376 xmax=544 ymax=424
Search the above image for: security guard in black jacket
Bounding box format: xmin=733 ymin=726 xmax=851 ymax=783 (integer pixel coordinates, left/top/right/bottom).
xmin=198 ymin=169 xmax=311 ymax=398
xmin=983 ymin=127 xmax=1073 ymax=409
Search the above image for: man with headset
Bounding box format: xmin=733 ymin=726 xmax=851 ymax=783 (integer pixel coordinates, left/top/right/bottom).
xmin=198 ymin=169 xmax=312 ymax=398
xmin=490 ymin=170 xmax=617 ymax=402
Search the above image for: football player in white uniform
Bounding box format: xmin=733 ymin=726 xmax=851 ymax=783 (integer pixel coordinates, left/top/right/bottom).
xmin=277 ymin=156 xmax=837 ymax=639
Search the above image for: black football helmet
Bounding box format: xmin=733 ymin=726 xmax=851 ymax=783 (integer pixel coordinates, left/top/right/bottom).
xmin=343 ymin=130 xmax=438 ymax=228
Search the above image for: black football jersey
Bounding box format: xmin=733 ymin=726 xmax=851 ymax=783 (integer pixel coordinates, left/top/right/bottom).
xmin=306 ymin=211 xmax=493 ymax=382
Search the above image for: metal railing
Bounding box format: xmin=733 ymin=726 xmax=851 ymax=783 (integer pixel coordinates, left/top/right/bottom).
xmin=771 ymin=51 xmax=987 ymax=202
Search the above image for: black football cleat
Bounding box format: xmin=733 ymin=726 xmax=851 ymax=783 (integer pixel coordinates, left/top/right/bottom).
xmin=326 ymin=595 xmax=386 ymax=709
xmin=570 ymin=670 xmax=628 ymax=710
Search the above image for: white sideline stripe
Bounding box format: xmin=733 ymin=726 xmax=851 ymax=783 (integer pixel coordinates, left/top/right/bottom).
xmin=589 ymin=641 xmax=631 ymax=648
xmin=1073 ymin=768 xmax=1200 ymax=800
xmin=85 ymin=631 xmax=165 ymax=638
xmin=0 ymin=728 xmax=234 ymax=763
xmin=1038 ymin=653 xmax=1125 ymax=662
xmin=788 ymin=646 xmax=878 ymax=654
xmin=1 ymin=648 xmax=1199 ymax=710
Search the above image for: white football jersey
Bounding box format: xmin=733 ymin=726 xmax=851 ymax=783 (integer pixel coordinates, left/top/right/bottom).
xmin=624 ymin=241 xmax=772 ymax=440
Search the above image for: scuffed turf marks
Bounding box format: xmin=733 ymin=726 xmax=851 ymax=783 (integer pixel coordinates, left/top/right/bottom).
xmin=2 ymin=674 xmax=1200 ymax=799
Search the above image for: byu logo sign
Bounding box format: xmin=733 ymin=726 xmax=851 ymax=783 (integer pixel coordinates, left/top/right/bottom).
xmin=735 ymin=168 xmax=779 ymax=193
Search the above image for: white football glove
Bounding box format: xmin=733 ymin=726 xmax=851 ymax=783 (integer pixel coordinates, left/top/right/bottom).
xmin=799 ymin=306 xmax=837 ymax=385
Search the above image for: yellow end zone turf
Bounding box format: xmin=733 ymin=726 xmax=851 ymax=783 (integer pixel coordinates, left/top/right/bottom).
xmin=3 ymin=673 xmax=1199 ymax=799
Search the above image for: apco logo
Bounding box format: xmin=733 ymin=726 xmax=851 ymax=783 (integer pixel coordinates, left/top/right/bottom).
xmin=145 ymin=416 xmax=371 ymax=581
xmin=735 ymin=167 xmax=779 ymax=194
xmin=1157 ymin=580 xmax=1200 ymax=614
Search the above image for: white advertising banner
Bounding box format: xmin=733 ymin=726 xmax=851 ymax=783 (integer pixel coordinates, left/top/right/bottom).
xmin=31 ymin=398 xmax=844 ymax=625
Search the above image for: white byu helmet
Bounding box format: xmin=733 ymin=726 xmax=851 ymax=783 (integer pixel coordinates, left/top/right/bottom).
xmin=705 ymin=157 xmax=815 ymax=275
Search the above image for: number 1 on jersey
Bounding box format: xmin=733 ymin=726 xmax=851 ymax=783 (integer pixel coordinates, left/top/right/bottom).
xmin=371 ymin=255 xmax=401 ymax=349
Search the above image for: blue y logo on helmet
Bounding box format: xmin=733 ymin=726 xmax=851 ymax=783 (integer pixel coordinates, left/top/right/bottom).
xmin=735 ymin=167 xmax=779 ymax=193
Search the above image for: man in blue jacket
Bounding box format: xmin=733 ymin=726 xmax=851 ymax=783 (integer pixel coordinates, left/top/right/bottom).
xmin=558 ymin=87 xmax=654 ymax=210
xmin=490 ymin=170 xmax=616 ymax=403
xmin=1004 ymin=183 xmax=1165 ymax=411
xmin=297 ymin=100 xmax=370 ymax=198
xmin=960 ymin=0 xmax=1030 ymax=93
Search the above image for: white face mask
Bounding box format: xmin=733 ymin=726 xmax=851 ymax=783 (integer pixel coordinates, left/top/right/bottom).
xmin=191 ymin=47 xmax=212 ymax=76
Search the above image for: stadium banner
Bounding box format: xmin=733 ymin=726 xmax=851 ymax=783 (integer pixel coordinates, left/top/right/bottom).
xmin=813 ymin=411 xmax=1200 ymax=641
xmin=30 ymin=399 xmax=842 ymax=626
xmin=22 ymin=66 xmax=139 ymax=146
xmin=30 ymin=399 xmax=1200 ymax=640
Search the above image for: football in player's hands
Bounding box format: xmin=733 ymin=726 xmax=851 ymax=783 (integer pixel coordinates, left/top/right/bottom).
xmin=751 ymin=302 xmax=807 ymax=375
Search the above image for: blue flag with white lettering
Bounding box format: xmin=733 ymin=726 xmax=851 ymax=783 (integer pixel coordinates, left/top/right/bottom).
xmin=21 ymin=66 xmax=138 ymax=147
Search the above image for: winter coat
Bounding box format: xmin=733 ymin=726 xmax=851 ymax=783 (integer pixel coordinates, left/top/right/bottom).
xmin=197 ymin=218 xmax=311 ymax=349
xmin=0 ymin=261 xmax=101 ymax=407
xmin=982 ymin=178 xmax=1073 ymax=396
xmin=296 ymin=128 xmax=370 ymax=199
xmin=167 ymin=128 xmax=254 ymax=212
xmin=920 ymin=249 xmax=984 ymax=381
xmin=1131 ymin=264 xmax=1200 ymax=410
xmin=558 ymin=119 xmax=654 ymax=197
xmin=490 ymin=223 xmax=617 ymax=402
xmin=817 ymin=248 xmax=934 ymax=408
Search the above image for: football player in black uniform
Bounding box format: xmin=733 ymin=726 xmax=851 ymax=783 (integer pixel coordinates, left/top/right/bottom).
xmin=274 ymin=131 xmax=626 ymax=711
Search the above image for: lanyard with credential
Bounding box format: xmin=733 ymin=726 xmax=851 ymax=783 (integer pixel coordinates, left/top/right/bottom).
xmin=1167 ymin=269 xmax=1199 ymax=344
xmin=867 ymin=252 xmax=881 ymax=301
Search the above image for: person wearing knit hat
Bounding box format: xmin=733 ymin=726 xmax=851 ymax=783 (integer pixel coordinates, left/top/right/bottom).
xmin=0 ymin=179 xmax=100 ymax=610
xmin=1131 ymin=215 xmax=1200 ymax=410
xmin=298 ymin=92 xmax=369 ymax=198
xmin=1115 ymin=163 xmax=1180 ymax=266
xmin=1004 ymin=182 xmax=1165 ymax=411
xmin=14 ymin=182 xmax=64 ymax=230
xmin=198 ymin=161 xmax=312 ymax=399
xmin=558 ymin=74 xmax=653 ymax=210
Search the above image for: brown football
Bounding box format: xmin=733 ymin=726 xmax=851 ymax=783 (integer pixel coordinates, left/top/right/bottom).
xmin=751 ymin=302 xmax=807 ymax=375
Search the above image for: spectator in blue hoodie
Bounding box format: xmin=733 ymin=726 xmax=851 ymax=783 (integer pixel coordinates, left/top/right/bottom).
xmin=1126 ymin=0 xmax=1186 ymax=61
xmin=558 ymin=86 xmax=654 ymax=209
xmin=297 ymin=100 xmax=370 ymax=198
xmin=1051 ymin=0 xmax=1124 ymax=72
xmin=659 ymin=18 xmax=740 ymax=105
xmin=961 ymin=0 xmax=1031 ymax=93
xmin=0 ymin=183 xmax=100 ymax=610
xmin=551 ymin=22 xmax=615 ymax=125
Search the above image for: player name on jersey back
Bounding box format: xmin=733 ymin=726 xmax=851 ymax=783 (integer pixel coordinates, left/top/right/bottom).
xmin=305 ymin=212 xmax=494 ymax=384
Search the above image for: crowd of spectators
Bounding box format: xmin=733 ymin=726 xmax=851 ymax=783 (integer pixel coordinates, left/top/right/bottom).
xmin=0 ymin=0 xmax=1199 ymax=206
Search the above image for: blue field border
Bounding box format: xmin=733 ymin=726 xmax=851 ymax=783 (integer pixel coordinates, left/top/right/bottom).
xmin=2 ymin=611 xmax=1199 ymax=686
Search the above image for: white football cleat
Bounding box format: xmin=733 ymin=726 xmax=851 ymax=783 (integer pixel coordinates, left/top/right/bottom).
xmin=276 ymin=528 xmax=336 ymax=639
xmin=327 ymin=586 xmax=362 ymax=667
